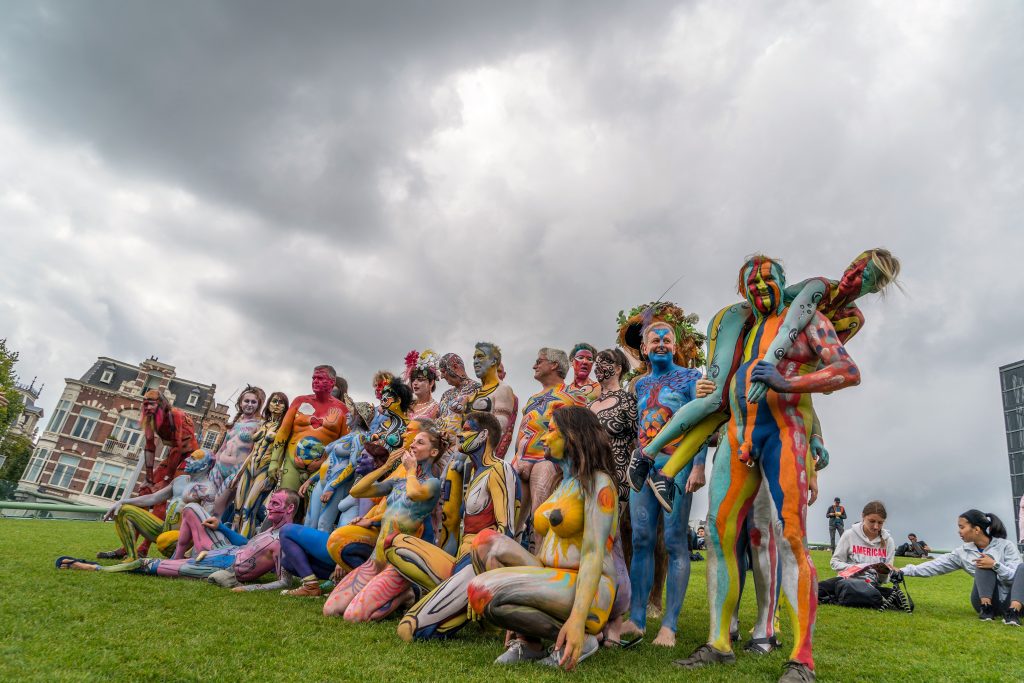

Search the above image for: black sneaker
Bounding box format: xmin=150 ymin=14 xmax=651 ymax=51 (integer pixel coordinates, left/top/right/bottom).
xmin=648 ymin=471 xmax=676 ymax=513
xmin=1004 ymin=607 xmax=1022 ymax=626
xmin=672 ymin=644 xmax=736 ymax=669
xmin=626 ymin=448 xmax=652 ymax=492
xmin=979 ymin=603 xmax=995 ymax=621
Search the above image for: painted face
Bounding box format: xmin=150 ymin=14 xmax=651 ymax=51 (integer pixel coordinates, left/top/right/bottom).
xmin=380 ymin=387 xmax=396 ymax=410
xmin=142 ymin=399 xmax=159 ymax=417
xmin=742 ymin=258 xmax=785 ymax=315
xmin=239 ymin=392 xmax=260 ymax=417
xmin=472 ymin=347 xmax=498 ymax=379
xmin=409 ymin=430 xmax=438 ymax=461
xmin=540 ymin=415 xmax=566 ymax=461
xmin=837 ymin=251 xmax=878 ymax=301
xmin=268 ymin=395 xmax=286 ymax=416
xmin=594 ymin=356 xmax=619 ymax=383
xmin=184 ymin=448 xmax=214 ymax=475
xmin=641 ymin=326 xmax=676 ymax=364
xmin=861 ymin=513 xmax=885 ymax=540
xmin=265 ymin=490 xmax=295 ymax=526
xmin=532 ymin=353 xmax=557 ymax=380
xmin=311 ymin=369 xmax=333 ymax=395
xmin=459 ymin=417 xmax=487 ymax=454
xmin=572 ymin=350 xmax=594 ymax=380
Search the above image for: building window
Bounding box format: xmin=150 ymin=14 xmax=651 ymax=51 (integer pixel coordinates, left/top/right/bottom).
xmin=83 ymin=461 xmax=131 ymax=500
xmin=143 ymin=375 xmax=162 ymax=395
xmin=201 ymin=430 xmax=219 ymax=450
xmin=49 ymin=454 xmax=81 ymax=489
xmin=70 ymin=407 xmax=102 ymax=441
xmin=46 ymin=400 xmax=72 ymax=434
xmin=111 ymin=415 xmax=143 ymax=448
xmin=23 ymin=448 xmax=51 ymax=483
xmin=100 ymin=368 xmax=115 ymax=384
xmin=186 ymin=389 xmax=200 ymax=407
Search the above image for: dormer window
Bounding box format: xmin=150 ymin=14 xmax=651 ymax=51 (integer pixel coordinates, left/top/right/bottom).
xmin=186 ymin=389 xmax=200 ymax=407
xmin=100 ymin=368 xmax=114 ymax=384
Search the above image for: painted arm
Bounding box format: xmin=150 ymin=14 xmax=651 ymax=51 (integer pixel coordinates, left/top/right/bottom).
xmin=749 ymin=312 xmax=860 ymax=394
xmin=438 ymin=457 xmax=465 ymax=555
xmin=555 ymin=473 xmax=616 ymax=670
xmin=267 ymin=400 xmax=298 ymax=478
xmin=402 ymin=452 xmax=439 ymax=502
xmin=809 ymin=412 xmax=829 ymax=470
xmin=747 ymin=277 xmax=831 ymax=403
xmin=103 ymin=482 xmax=175 ymax=520
xmin=487 ymin=470 xmax=512 ymax=536
xmin=349 ymin=451 xmax=403 ymax=499
xmin=236 ymin=570 xmax=296 ymax=592
xmin=216 ymin=523 xmax=249 ymax=547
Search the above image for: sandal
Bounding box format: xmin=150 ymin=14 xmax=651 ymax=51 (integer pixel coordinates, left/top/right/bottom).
xmin=55 ymin=556 xmax=100 ymax=570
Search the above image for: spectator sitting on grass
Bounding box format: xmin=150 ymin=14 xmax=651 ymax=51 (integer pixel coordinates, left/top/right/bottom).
xmin=895 ymin=533 xmax=931 ymax=558
xmin=893 ymin=509 xmax=1024 ymax=626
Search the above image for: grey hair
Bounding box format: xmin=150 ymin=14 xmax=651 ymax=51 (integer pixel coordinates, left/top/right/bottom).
xmin=538 ymin=347 xmax=570 ymax=379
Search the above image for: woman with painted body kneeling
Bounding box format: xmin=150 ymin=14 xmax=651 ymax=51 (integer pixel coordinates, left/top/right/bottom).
xmin=468 ymin=405 xmax=618 ymax=671
xmin=893 ymin=509 xmax=1023 ymax=625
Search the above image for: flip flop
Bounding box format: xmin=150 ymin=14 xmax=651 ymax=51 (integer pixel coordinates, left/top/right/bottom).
xmin=619 ymin=634 xmax=645 ymax=649
xmin=55 ymin=555 xmax=100 ymax=570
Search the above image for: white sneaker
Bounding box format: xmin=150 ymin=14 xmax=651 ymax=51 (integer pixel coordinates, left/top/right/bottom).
xmin=539 ymin=635 xmax=600 ymax=668
xmin=494 ymin=640 xmax=547 ymax=664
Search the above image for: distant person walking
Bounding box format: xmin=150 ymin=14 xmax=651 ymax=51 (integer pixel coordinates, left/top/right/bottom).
xmin=827 ymin=497 xmax=847 ymax=552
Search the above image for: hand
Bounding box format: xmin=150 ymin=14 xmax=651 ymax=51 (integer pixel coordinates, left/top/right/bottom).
xmin=103 ymin=502 xmax=122 ymax=521
xmin=694 ymin=378 xmax=716 ymax=399
xmin=810 ymin=435 xmax=829 ymax=471
xmin=201 ymin=516 xmax=220 ymax=529
xmin=890 ymin=569 xmax=904 ymax=582
xmin=748 ymin=361 xmax=792 ymax=395
xmin=401 ymin=450 xmax=417 ymax=472
xmin=330 ymin=565 xmax=344 ymax=583
xmin=355 ymin=517 xmax=374 ymax=528
xmin=298 ymin=479 xmax=312 ymax=497
xmin=320 ymin=490 xmax=333 ymax=504
xmin=685 ymin=464 xmax=706 ymax=493
xmin=747 ymin=380 xmax=768 ymax=404
xmin=975 ymin=554 xmax=996 ymax=570
xmin=267 ymin=462 xmax=280 ymax=479
xmin=554 ymin=616 xmax=586 ymax=671
xmin=231 ymin=586 xmax=246 ymax=593
xmin=386 ymin=448 xmax=406 ymax=466
xmin=807 ymin=473 xmax=818 ymax=506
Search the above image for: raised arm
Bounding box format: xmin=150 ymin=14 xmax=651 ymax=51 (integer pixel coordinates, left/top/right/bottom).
xmin=555 ymin=473 xmax=616 ymax=670
xmin=402 ymin=452 xmax=440 ymax=502
xmin=750 ymin=312 xmax=860 ymax=395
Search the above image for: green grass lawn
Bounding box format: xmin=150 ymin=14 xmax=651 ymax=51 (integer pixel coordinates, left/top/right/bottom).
xmin=1 ymin=519 xmax=1020 ymax=682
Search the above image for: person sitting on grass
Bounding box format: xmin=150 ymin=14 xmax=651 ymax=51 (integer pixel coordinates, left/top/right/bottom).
xmin=895 ymin=533 xmax=931 ymax=558
xmin=818 ymin=501 xmax=894 ymax=608
xmin=892 ymin=509 xmax=1024 ymax=626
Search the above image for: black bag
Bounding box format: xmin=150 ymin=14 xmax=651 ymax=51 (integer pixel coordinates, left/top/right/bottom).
xmin=818 ymin=576 xmax=883 ymax=608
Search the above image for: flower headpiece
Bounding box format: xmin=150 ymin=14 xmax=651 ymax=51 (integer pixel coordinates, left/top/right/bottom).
xmin=404 ymin=349 xmax=440 ymax=382
xmin=373 ymin=370 xmax=395 ymax=400
xmin=616 ymin=301 xmax=705 ymax=380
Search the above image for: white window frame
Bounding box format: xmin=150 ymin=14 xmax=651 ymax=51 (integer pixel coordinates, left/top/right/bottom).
xmin=46 ymin=400 xmax=72 ymax=434
xmin=201 ymin=430 xmax=219 ymax=450
xmin=83 ymin=461 xmax=131 ymax=500
xmin=111 ymin=415 xmax=143 ymax=448
xmin=100 ymin=369 xmax=114 ymax=384
xmin=70 ymin=407 xmax=102 ymax=441
xmin=49 ymin=454 xmax=81 ymax=489
xmin=23 ymin=448 xmax=51 ymax=483
xmin=186 ymin=390 xmax=200 ymax=407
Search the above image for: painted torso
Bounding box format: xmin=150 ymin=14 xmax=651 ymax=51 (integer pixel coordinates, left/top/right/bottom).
xmin=231 ymin=527 xmax=282 ymax=582
xmin=593 ymin=389 xmax=638 ymax=499
xmin=408 ymin=400 xmax=440 ymax=421
xmin=249 ymin=418 xmax=282 ymax=468
xmin=635 ymin=367 xmax=701 ymax=455
xmin=516 ymin=384 xmax=579 ymax=463
xmin=318 ymin=431 xmax=367 ymax=492
xmin=459 ymin=459 xmax=518 ymax=558
xmin=533 ymin=477 xmax=617 ymax=577
xmin=439 ymin=380 xmax=481 ymax=419
xmin=370 ymin=408 xmax=407 ymax=452
xmin=287 ymin=394 xmax=348 ymax=449
xmin=565 ymin=380 xmax=601 ymax=405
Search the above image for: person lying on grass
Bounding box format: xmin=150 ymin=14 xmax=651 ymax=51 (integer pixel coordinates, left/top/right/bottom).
xmin=892 ymin=509 xmax=1024 ymax=626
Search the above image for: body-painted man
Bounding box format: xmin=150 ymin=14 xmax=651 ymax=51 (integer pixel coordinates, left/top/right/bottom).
xmin=92 ymin=449 xmax=216 ymax=562
xmin=618 ymin=309 xmax=710 ymax=648
xmin=437 ymin=352 xmax=481 ymax=424
xmin=268 ymin=365 xmax=348 ymax=493
xmin=97 ymin=389 xmax=201 ymax=559
xmin=468 ymin=406 xmax=618 ymax=670
xmin=322 ymin=423 xmax=444 ymax=623
xmin=387 ymin=411 xmax=519 ymax=641
xmin=462 ymin=342 xmax=517 ymax=456
xmin=675 ymin=256 xmax=863 ymax=683
xmin=58 ymin=490 xmax=300 ymax=593
xmin=512 ymin=347 xmax=581 ymax=550
xmin=231 ymin=390 xmax=289 ymax=537
xmin=565 ymin=343 xmax=601 ymax=405
xmin=299 ymin=402 xmax=372 ymax=532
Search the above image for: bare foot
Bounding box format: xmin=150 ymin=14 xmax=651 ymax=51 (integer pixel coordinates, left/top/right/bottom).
xmin=652 ymin=626 xmax=676 ymax=647
xmin=620 ymin=620 xmax=644 ymax=641
xmin=604 ymin=617 xmax=623 ymax=647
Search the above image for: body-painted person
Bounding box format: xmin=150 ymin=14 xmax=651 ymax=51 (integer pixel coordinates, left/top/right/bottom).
xmin=617 ymin=306 xmax=710 ymax=648
xmin=387 ymin=411 xmax=519 ymax=641
xmin=231 ymin=391 xmax=288 ymax=537
xmin=461 ymin=343 xmax=517 ymax=456
xmin=437 ymin=353 xmax=481 ymax=424
xmin=97 ymin=389 xmax=200 ymax=560
xmin=90 ymin=449 xmax=216 ymax=562
xmin=268 ymin=365 xmax=348 ymax=493
xmin=209 ymin=386 xmax=264 ymax=504
xmin=565 ymin=343 xmax=601 ymax=405
xmin=468 ymin=406 xmax=618 ymax=670
xmin=321 ymin=422 xmax=445 ymax=622
xmin=298 ymin=402 xmax=373 ymax=532
xmin=513 ymin=347 xmax=581 ymax=550
xmin=57 ymin=491 xmax=301 ymax=592
xmin=406 ymin=350 xmax=441 ymax=421
xmin=676 ymin=255 xmax=863 ymax=683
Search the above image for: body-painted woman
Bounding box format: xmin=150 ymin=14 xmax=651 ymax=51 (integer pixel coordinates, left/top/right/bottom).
xmin=468 ymin=406 xmax=618 ymax=671
xmin=232 ymin=391 xmax=289 ymax=537
xmin=676 ymin=256 xmax=863 ymax=682
xmin=406 ymin=350 xmax=441 ymax=421
xmin=268 ymin=365 xmax=348 ymax=492
xmin=565 ymin=343 xmax=601 ymax=405
xmin=387 ymin=411 xmax=519 ymax=641
xmin=321 ymin=421 xmax=444 ymax=622
xmin=209 ymin=386 xmax=264 ymax=501
xmin=299 ymin=402 xmax=372 ymax=532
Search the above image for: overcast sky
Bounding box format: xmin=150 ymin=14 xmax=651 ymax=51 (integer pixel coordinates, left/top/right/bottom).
xmin=1 ymin=1 xmax=1021 ymax=548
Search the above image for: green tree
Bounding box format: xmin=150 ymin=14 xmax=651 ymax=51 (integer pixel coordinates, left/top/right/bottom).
xmin=0 ymin=433 xmax=33 ymax=482
xmin=0 ymin=338 xmax=25 ymax=438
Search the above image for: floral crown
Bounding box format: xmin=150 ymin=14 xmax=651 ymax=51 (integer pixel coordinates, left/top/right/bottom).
xmin=404 ymin=349 xmax=440 ymax=382
xmin=615 ymin=301 xmax=706 ymax=381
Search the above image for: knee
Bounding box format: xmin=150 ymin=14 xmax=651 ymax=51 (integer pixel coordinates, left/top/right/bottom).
xmin=397 ymin=616 xmax=416 ymax=643
xmin=471 ymin=528 xmax=500 ymax=557
xmin=466 ymin=575 xmax=493 ymax=617
xmin=631 ymin=522 xmax=656 ymax=554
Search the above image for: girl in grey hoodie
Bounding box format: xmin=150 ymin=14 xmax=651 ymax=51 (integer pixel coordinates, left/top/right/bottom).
xmin=830 ymin=500 xmax=895 ymax=585
xmin=894 ymin=509 xmax=1023 ymax=626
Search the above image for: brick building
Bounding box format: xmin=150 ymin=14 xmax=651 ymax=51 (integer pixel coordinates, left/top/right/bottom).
xmin=16 ymin=357 xmax=228 ymax=507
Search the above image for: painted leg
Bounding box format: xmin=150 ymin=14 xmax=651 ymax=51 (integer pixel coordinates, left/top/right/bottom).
xmin=398 ymin=558 xmax=476 ymax=641
xmin=656 ymin=465 xmax=694 ymax=646
xmin=471 ymin=528 xmax=543 ymax=573
xmin=327 ymin=524 xmax=378 ymax=573
xmin=113 ymin=505 xmax=167 ymax=561
xmin=385 ymin=533 xmax=456 ymax=590
xmin=324 ymin=559 xmax=380 ymax=617
xmin=238 ymin=466 xmax=271 ymax=538
xmin=316 ymin=486 xmax=345 ymax=533
xmin=625 ymin=478 xmax=661 ymax=635
xmin=305 ymin=480 xmax=326 ymax=528
xmin=747 ymin=478 xmax=782 ymax=646
xmin=344 ymin=565 xmax=413 ymax=622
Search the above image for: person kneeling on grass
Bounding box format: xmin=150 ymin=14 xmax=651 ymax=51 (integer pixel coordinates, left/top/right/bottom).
xmin=818 ymin=501 xmax=894 ymax=609
xmin=892 ymin=509 xmax=1023 ymax=626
